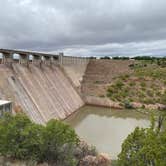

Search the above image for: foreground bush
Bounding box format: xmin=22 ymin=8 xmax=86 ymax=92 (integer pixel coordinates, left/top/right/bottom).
xmin=0 ymin=113 xmax=79 ymax=165
xmin=42 ymin=119 xmax=79 ymax=165
xmin=118 ymin=115 xmax=166 ymax=166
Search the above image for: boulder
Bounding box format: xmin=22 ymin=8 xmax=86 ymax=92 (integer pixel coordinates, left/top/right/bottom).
xmin=156 ymin=104 xmax=166 ymax=110
xmin=97 ymin=153 xmax=111 ymax=166
xmin=132 ymin=102 xmax=143 ymax=108
xmin=79 ymin=153 xmax=111 ymax=166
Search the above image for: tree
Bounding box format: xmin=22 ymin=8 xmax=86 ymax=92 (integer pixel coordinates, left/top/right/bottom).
xmin=118 ymin=115 xmax=166 ymax=166
xmin=42 ymin=119 xmax=79 ymax=165
xmin=0 ymin=113 xmax=79 ymax=165
xmin=0 ymin=113 xmax=44 ymax=161
xmin=100 ymin=56 xmax=111 ymax=59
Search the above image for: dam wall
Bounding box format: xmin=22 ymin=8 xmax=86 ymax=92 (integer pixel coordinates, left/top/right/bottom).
xmin=0 ymin=49 xmax=86 ymax=124
xmin=61 ymin=56 xmax=89 ymax=91
xmin=0 ymin=64 xmax=84 ymax=124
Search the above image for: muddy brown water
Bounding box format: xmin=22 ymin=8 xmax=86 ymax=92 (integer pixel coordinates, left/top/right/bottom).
xmin=65 ymin=105 xmax=150 ymax=159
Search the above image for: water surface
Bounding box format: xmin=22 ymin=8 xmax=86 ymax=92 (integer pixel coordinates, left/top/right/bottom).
xmin=65 ymin=105 xmax=150 ymax=159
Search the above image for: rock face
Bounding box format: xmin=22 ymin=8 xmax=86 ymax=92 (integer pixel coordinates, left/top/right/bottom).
xmin=79 ymin=154 xmax=111 ymax=166
xmin=0 ymin=64 xmax=84 ymax=124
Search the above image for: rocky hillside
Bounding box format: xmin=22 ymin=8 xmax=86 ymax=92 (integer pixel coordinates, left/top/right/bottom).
xmin=82 ymin=59 xmax=166 ymax=109
xmin=81 ymin=59 xmax=134 ymax=97
xmin=107 ymin=60 xmax=166 ymax=106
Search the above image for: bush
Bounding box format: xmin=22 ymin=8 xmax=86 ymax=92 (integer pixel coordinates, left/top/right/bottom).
xmin=129 ymin=81 xmax=136 ymax=87
xmin=138 ymin=92 xmax=146 ymax=99
xmin=129 ymin=64 xmax=135 ymax=69
xmin=112 ymin=57 xmax=130 ymax=60
xmin=147 ymin=89 xmax=154 ymax=97
xmin=0 ymin=113 xmax=44 ymax=161
xmin=107 ymin=87 xmax=114 ymax=97
xmin=133 ymin=56 xmax=156 ymax=60
xmin=124 ymin=101 xmax=133 ymax=109
xmin=0 ymin=113 xmax=79 ymax=165
xmin=100 ymin=56 xmax=111 ymax=59
xmin=115 ymin=80 xmax=124 ymax=89
xmin=42 ymin=119 xmax=79 ymax=163
xmin=120 ymin=74 xmax=129 ymax=81
xmin=140 ymin=82 xmax=146 ymax=87
xmin=118 ymin=116 xmax=166 ymax=166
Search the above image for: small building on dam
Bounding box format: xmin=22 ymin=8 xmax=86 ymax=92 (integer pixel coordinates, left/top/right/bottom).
xmin=0 ymin=100 xmax=12 ymax=117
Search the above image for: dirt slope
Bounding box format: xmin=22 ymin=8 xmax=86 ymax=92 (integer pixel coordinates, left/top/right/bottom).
xmin=81 ymin=59 xmax=134 ymax=97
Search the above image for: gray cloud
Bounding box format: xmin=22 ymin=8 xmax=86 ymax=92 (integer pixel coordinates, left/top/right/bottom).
xmin=0 ymin=0 xmax=166 ymax=56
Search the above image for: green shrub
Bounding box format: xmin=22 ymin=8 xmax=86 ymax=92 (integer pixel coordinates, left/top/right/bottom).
xmin=0 ymin=113 xmax=79 ymax=165
xmin=120 ymin=74 xmax=129 ymax=81
xmin=115 ymin=80 xmax=124 ymax=89
xmin=107 ymin=87 xmax=114 ymax=96
xmin=129 ymin=81 xmax=136 ymax=87
xmin=42 ymin=119 xmax=79 ymax=163
xmin=124 ymin=101 xmax=133 ymax=109
xmin=94 ymin=80 xmax=100 ymax=84
xmin=0 ymin=113 xmax=44 ymax=161
xmin=141 ymin=87 xmax=146 ymax=91
xmin=147 ymin=90 xmax=154 ymax=97
xmin=138 ymin=91 xmax=146 ymax=98
xmin=100 ymin=56 xmax=110 ymax=59
xmin=156 ymin=91 xmax=162 ymax=96
xmin=140 ymin=82 xmax=146 ymax=87
xmin=118 ymin=116 xmax=166 ymax=166
xmin=119 ymin=91 xmax=128 ymax=98
xmin=129 ymin=64 xmax=135 ymax=69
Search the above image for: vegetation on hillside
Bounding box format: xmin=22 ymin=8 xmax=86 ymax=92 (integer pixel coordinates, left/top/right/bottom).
xmin=117 ymin=114 xmax=166 ymax=166
xmin=101 ymin=56 xmax=166 ymax=61
xmin=107 ymin=59 xmax=166 ymax=106
xmin=0 ymin=113 xmax=97 ymax=165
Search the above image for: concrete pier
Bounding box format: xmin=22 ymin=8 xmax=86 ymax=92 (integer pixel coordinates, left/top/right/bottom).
xmin=2 ymin=52 xmax=13 ymax=64
xmin=19 ymin=53 xmax=29 ymax=67
xmin=0 ymin=100 xmax=12 ymax=117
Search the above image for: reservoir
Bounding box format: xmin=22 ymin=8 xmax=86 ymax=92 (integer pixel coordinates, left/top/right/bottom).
xmin=66 ymin=105 xmax=150 ymax=159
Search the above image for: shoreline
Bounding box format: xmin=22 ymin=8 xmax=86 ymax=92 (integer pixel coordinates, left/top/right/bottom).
xmin=84 ymin=95 xmax=166 ymax=111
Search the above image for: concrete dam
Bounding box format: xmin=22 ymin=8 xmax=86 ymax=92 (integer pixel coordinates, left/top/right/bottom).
xmin=0 ymin=49 xmax=89 ymax=124
xmin=0 ymin=49 xmax=134 ymax=124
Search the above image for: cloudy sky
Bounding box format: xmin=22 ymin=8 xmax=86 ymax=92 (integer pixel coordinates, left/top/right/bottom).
xmin=1 ymin=0 xmax=166 ymax=57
